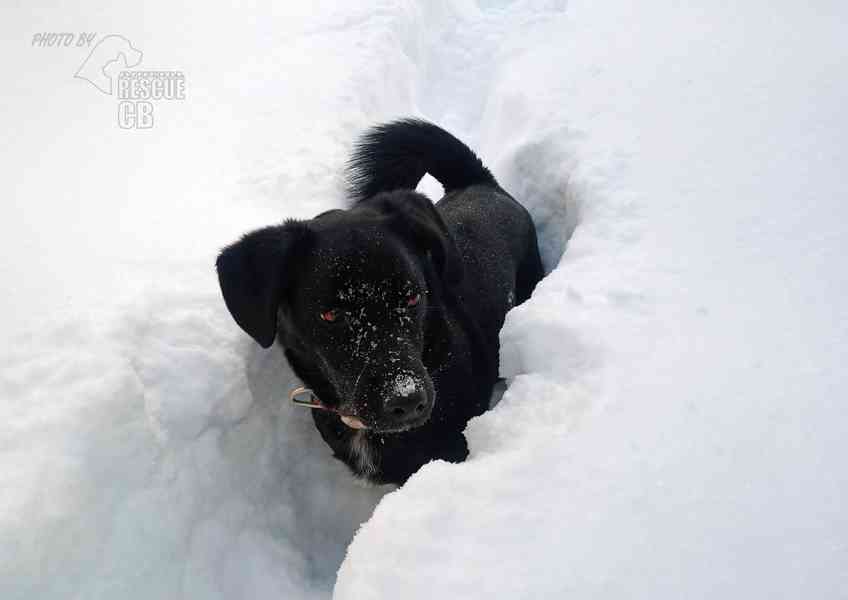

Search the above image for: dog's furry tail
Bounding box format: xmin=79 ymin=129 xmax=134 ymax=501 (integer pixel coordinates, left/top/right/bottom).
xmin=347 ymin=118 xmax=498 ymax=201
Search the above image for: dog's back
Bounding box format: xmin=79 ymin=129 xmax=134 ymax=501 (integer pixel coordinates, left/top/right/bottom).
xmin=347 ymin=119 xmax=544 ymax=348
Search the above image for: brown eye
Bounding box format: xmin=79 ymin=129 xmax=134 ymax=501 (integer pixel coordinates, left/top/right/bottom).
xmin=407 ymin=293 xmax=421 ymax=307
xmin=320 ymin=309 xmax=339 ymax=322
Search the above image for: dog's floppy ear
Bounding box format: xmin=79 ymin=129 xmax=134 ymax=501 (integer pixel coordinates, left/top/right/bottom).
xmin=215 ymin=221 xmax=312 ymax=348
xmin=365 ymin=191 xmax=463 ymax=286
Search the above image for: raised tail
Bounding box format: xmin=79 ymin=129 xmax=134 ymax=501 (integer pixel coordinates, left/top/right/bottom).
xmin=346 ymin=118 xmax=498 ymax=201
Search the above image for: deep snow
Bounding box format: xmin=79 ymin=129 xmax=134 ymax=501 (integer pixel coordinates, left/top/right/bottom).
xmin=2 ymin=1 xmax=847 ymax=599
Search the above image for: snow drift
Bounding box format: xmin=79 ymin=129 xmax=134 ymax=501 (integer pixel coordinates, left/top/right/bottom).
xmin=2 ymin=1 xmax=846 ymax=599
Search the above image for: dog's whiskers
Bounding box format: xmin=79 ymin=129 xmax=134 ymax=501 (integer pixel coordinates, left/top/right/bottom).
xmin=351 ymin=358 xmax=370 ymax=409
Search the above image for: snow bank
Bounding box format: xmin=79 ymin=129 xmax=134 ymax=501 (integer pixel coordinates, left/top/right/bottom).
xmin=2 ymin=1 xmax=846 ymax=599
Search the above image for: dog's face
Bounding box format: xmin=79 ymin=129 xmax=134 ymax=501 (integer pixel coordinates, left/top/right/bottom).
xmin=216 ymin=191 xmax=462 ymax=433
xmin=285 ymin=221 xmax=436 ymax=431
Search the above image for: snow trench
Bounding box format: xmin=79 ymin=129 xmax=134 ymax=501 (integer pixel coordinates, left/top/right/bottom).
xmin=5 ymin=0 xmax=846 ymax=598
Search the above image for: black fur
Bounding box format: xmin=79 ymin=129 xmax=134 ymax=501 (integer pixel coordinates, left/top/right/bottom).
xmin=347 ymin=118 xmax=496 ymax=200
xmin=217 ymin=119 xmax=543 ymax=484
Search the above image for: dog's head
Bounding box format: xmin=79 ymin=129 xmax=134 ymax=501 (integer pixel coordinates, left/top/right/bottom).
xmin=216 ymin=191 xmax=462 ymax=433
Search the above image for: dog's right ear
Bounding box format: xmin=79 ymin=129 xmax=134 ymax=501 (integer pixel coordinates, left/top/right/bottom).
xmin=215 ymin=221 xmax=312 ymax=348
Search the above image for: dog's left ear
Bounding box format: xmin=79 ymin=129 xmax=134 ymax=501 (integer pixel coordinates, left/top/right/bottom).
xmin=364 ymin=191 xmax=463 ymax=286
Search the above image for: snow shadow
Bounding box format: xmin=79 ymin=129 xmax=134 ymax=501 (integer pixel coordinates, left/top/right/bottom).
xmin=497 ymin=134 xmax=583 ymax=273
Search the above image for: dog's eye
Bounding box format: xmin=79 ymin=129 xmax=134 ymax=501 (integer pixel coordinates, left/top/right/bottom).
xmin=406 ymin=293 xmax=421 ymax=307
xmin=320 ymin=309 xmax=340 ymax=322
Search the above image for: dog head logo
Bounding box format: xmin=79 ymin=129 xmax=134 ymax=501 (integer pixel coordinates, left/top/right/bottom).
xmin=75 ymin=34 xmax=142 ymax=95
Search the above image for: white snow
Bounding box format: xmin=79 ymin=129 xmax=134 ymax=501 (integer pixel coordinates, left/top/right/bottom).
xmin=391 ymin=374 xmax=418 ymax=398
xmin=2 ymin=1 xmax=847 ymax=599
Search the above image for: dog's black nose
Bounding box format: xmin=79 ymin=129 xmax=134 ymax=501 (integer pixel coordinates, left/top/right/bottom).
xmin=384 ymin=389 xmax=430 ymax=424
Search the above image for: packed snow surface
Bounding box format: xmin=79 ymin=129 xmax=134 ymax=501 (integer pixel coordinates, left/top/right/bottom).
xmin=2 ymin=1 xmax=846 ymax=599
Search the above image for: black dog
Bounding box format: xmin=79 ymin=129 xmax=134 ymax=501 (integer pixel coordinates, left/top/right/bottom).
xmin=216 ymin=119 xmax=543 ymax=484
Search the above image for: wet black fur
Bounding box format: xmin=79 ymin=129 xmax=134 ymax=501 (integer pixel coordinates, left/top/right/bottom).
xmin=217 ymin=119 xmax=543 ymax=484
